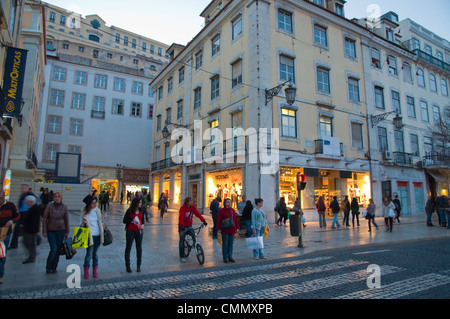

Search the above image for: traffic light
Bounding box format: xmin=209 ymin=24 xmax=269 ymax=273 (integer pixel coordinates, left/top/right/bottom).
xmin=297 ymin=173 xmax=306 ymax=190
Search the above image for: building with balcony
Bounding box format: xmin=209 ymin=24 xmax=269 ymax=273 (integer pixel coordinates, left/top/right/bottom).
xmin=150 ymin=0 xmax=373 ymax=221
xmin=35 ymin=2 xmax=170 ymax=200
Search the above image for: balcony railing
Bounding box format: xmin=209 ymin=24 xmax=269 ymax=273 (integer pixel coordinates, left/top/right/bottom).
xmin=151 ymin=158 xmax=180 ymax=171
xmin=91 ymin=110 xmax=105 ymax=119
xmin=423 ymin=152 xmax=450 ymax=168
xmin=393 ymin=152 xmax=413 ymax=166
xmin=413 ymin=49 xmax=450 ymax=73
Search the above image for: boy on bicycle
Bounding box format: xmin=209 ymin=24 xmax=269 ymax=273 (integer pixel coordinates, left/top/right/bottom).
xmin=178 ymin=197 xmax=207 ymax=263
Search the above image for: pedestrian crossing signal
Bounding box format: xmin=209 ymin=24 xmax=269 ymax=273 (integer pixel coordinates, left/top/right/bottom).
xmin=297 ymin=173 xmax=306 ymax=190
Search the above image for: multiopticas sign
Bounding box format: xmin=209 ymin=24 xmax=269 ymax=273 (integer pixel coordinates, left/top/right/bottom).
xmin=1 ymin=47 xmax=28 ymax=117
xmin=169 ymin=120 xmax=280 ymax=175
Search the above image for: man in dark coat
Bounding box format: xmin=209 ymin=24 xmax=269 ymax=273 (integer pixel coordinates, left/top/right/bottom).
xmin=22 ymin=196 xmax=42 ymax=263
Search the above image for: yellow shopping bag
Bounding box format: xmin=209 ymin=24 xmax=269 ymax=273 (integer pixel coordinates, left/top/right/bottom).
xmin=72 ymin=227 xmax=90 ymax=249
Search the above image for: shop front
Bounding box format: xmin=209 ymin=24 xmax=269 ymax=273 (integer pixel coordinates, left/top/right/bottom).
xmin=205 ymin=168 xmax=243 ymax=210
xmin=122 ymin=169 xmax=150 ymax=202
xmin=279 ymin=167 xmax=371 ymax=218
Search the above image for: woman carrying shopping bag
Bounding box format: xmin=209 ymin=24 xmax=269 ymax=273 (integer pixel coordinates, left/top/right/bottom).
xmin=80 ymin=195 xmax=106 ymax=279
xmin=217 ymin=198 xmax=239 ymax=263
xmin=251 ymin=198 xmax=268 ymax=260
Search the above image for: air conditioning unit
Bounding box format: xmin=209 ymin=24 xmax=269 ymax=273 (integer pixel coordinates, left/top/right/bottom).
xmin=383 ymin=151 xmax=393 ymax=160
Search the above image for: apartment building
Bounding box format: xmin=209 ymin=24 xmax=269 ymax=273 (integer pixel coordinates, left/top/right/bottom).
xmin=150 ymin=0 xmax=372 ymax=221
xmin=36 ymin=2 xmax=170 ymax=200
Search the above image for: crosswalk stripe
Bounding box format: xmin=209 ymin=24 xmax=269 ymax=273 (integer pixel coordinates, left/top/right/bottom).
xmin=225 ymin=265 xmax=402 ymax=299
xmin=105 ymin=259 xmax=369 ymax=299
xmin=0 ymin=256 xmax=332 ymax=299
xmin=334 ymin=273 xmax=450 ymax=299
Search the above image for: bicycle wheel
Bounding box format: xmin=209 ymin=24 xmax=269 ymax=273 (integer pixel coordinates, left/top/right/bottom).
xmin=184 ymin=235 xmax=194 ymax=257
xmin=195 ymin=243 xmax=205 ymax=265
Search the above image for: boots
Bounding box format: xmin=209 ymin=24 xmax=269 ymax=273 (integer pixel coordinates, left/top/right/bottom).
xmin=93 ymin=266 xmax=98 ymax=278
xmin=84 ymin=267 xmax=90 ymax=279
xmin=126 ymin=264 xmax=132 ymax=273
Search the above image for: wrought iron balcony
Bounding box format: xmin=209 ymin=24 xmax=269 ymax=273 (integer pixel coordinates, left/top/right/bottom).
xmin=150 ymin=158 xmax=180 ymax=171
xmin=413 ymin=49 xmax=450 ymax=73
xmin=423 ymin=152 xmax=450 ymax=168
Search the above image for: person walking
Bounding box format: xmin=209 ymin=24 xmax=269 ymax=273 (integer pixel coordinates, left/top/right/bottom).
xmin=445 ymin=197 xmax=450 ymax=230
xmin=80 ymin=195 xmax=106 ymax=279
xmin=350 ymin=197 xmax=360 ymax=227
xmin=382 ymin=196 xmax=395 ymax=232
xmin=123 ymin=197 xmax=145 ymax=273
xmin=330 ymin=196 xmax=340 ymax=229
xmin=366 ymin=198 xmax=378 ymax=232
xmin=10 ymin=184 xmax=36 ymax=249
xmin=22 ymin=196 xmax=42 ymax=264
xmin=42 ymin=192 xmax=69 ymax=274
xmin=178 ymin=197 xmax=207 ymax=263
xmin=210 ymin=196 xmax=220 ymax=239
xmin=0 ymin=191 xmax=19 ymax=284
xmin=392 ymin=194 xmax=402 ymax=223
xmin=341 ymin=195 xmax=350 ymax=227
xmin=425 ymin=196 xmax=436 ymax=226
xmin=251 ymin=198 xmax=268 ymax=260
xmin=437 ymin=195 xmax=448 ymax=228
xmin=242 ymin=200 xmax=253 ymax=237
xmin=276 ymin=197 xmax=288 ymax=227
xmin=316 ymin=196 xmax=327 ymax=228
xmin=217 ymin=198 xmax=239 ymax=263
xmin=158 ymin=193 xmax=168 ymax=219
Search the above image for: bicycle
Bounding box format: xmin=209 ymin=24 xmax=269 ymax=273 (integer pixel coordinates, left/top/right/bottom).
xmin=182 ymin=224 xmax=206 ymax=265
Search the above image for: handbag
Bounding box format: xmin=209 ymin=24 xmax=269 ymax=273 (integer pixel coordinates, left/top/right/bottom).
xmin=0 ymin=242 xmax=6 ymax=258
xmin=60 ymin=238 xmax=77 ymax=260
xmin=103 ymin=225 xmax=113 ymax=246
xmin=72 ymin=227 xmax=90 ymax=249
xmin=221 ymin=216 xmax=234 ymax=230
xmin=246 ymin=236 xmax=264 ymax=250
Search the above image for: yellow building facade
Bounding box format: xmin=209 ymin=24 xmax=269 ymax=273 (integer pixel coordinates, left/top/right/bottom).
xmin=150 ymin=0 xmax=371 ymax=221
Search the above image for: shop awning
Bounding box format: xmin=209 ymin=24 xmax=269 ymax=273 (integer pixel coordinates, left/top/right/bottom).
xmin=427 ymin=171 xmax=448 ymax=183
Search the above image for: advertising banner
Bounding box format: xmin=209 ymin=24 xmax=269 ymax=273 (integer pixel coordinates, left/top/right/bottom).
xmin=1 ymin=47 xmax=28 ymax=117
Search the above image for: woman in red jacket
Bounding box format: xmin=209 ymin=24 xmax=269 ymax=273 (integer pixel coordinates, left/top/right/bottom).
xmin=217 ymin=198 xmax=239 ymax=263
xmin=178 ymin=197 xmax=207 ymax=263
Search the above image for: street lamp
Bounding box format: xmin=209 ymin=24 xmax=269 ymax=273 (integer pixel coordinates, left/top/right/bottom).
xmin=265 ymin=79 xmax=297 ymax=105
xmin=161 ymin=122 xmax=188 ymax=139
xmin=370 ymin=111 xmax=403 ymax=130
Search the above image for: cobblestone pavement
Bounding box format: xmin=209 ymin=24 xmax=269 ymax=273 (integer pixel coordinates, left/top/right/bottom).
xmin=0 ymin=204 xmax=449 ymax=301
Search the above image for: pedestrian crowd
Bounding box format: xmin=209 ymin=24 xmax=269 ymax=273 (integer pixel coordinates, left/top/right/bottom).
xmin=0 ymin=184 xmax=449 ymax=285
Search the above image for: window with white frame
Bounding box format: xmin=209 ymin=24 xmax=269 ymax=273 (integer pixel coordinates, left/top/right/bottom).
xmin=54 ymin=67 xmax=66 ymax=81
xmin=417 ymin=69 xmax=425 ymax=87
xmin=374 ymin=86 xmax=385 ymax=109
xmin=429 ymin=74 xmax=438 ymax=92
xmin=317 ymin=67 xmax=330 ymax=94
xmin=344 ymin=38 xmax=356 ymax=59
xmin=132 ymin=81 xmax=143 ymax=95
xmin=179 ymin=67 xmax=185 ymax=84
xmin=70 ymin=119 xmax=83 ymax=135
xmin=391 ymin=90 xmax=401 ymax=114
xmin=194 ymin=87 xmax=202 ymax=110
xmin=95 ymin=74 xmax=107 ymax=89
xmin=211 ymin=34 xmax=221 ymax=57
xmin=232 ymin=15 xmax=243 ymax=40
xmin=378 ymin=127 xmax=388 ymax=151
xmin=68 ymin=145 xmax=81 ymax=154
xmin=420 ymin=100 xmax=429 ymax=122
xmin=403 ymin=62 xmax=413 ymax=82
xmin=348 ymin=77 xmax=360 ymax=102
xmin=314 ymin=24 xmax=327 ymax=47
xmin=45 ymin=144 xmax=59 ymax=161
xmin=114 ymin=78 xmax=125 ymax=91
xmin=394 ymin=130 xmax=404 ymax=152
xmin=48 ymin=116 xmax=61 ymax=133
xmin=211 ymin=75 xmax=220 ymax=100
xmin=351 ymin=122 xmax=363 ymax=149
xmin=92 ymin=96 xmax=105 ymax=118
xmin=319 ymin=115 xmax=333 ymax=138
xmin=335 ymin=3 xmax=344 ymax=16
xmin=433 ymin=105 xmax=441 ymax=125
xmin=279 ymin=55 xmax=295 ymax=82
xmin=177 ymin=100 xmax=183 ymax=120
xmin=195 ymin=50 xmax=203 ymax=70
xmin=72 ymin=93 xmax=85 ymax=109
xmin=112 ymin=99 xmax=124 ymax=115
xmin=74 ymin=71 xmax=87 ymax=85
xmin=156 ymin=115 xmax=162 ymax=131
xmin=281 ymin=108 xmax=297 ymax=138
xmin=410 ymin=134 xmax=419 ymax=157
xmin=51 ymin=89 xmax=64 ymax=106
xmin=407 ymin=96 xmax=416 ymax=118
xmin=158 ymin=86 xmax=163 ymax=101
xmin=371 ymin=48 xmax=381 ymax=69
xmin=278 ymin=9 xmax=293 ymax=33
xmin=412 ymin=38 xmax=420 ymax=50
xmin=131 ymin=102 xmax=142 ymax=117
xmin=441 ymin=79 xmax=449 ymax=96
xmin=387 ymin=55 xmax=397 ymax=75
xmin=232 ymin=59 xmax=243 ymax=88
xmin=167 ymin=77 xmax=173 ymax=95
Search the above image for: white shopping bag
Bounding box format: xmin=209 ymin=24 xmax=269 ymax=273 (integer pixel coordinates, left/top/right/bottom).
xmin=246 ymin=236 xmax=264 ymax=250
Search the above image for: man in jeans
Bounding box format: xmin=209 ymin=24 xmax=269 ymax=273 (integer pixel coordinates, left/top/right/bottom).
xmin=0 ymin=191 xmax=19 ymax=284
